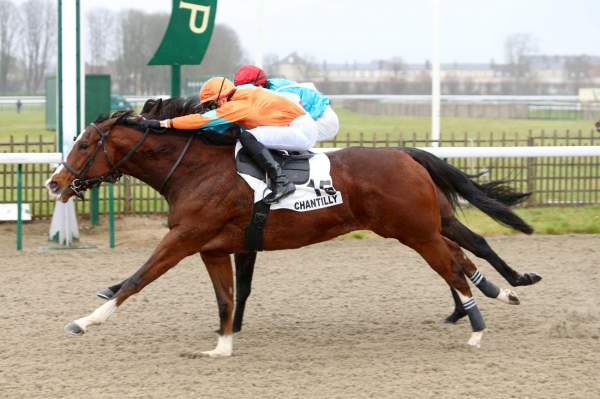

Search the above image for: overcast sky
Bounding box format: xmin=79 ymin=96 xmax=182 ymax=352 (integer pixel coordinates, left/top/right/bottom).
xmin=85 ymin=0 xmax=600 ymax=64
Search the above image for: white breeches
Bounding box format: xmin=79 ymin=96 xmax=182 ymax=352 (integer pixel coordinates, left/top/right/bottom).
xmin=315 ymin=106 xmax=340 ymax=141
xmin=249 ymin=114 xmax=319 ymax=151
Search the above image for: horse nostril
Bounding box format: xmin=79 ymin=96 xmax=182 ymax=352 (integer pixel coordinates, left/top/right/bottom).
xmin=48 ymin=181 xmax=60 ymax=193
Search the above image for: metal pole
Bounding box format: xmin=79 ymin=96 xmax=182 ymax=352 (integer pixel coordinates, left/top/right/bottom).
xmin=108 ymin=183 xmax=115 ymax=249
xmin=431 ymin=0 xmax=441 ymax=147
xmin=171 ymin=64 xmax=181 ymax=97
xmin=255 ymin=0 xmax=264 ymax=68
xmin=57 ymin=0 xmax=63 ymax=153
xmin=16 ymin=164 xmax=23 ymax=251
xmin=90 ymin=188 xmax=100 ymax=225
xmin=76 ymin=0 xmax=81 ymax=134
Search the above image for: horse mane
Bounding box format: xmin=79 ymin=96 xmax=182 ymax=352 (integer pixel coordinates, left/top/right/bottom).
xmin=99 ymin=97 xmax=236 ymax=146
xmin=139 ymin=96 xmax=206 ymax=120
xmin=93 ymin=97 xmax=205 ymax=126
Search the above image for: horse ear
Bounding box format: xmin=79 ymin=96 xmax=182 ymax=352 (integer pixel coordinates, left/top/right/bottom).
xmin=150 ymin=99 xmax=163 ymax=117
xmin=141 ymin=99 xmax=156 ymax=115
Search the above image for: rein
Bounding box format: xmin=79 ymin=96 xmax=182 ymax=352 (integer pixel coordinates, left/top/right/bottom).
xmin=62 ymin=123 xmax=194 ymax=199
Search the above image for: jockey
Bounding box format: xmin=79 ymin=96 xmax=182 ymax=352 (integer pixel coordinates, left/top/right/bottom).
xmin=234 ymin=65 xmax=339 ymax=141
xmin=140 ymin=77 xmax=320 ymax=204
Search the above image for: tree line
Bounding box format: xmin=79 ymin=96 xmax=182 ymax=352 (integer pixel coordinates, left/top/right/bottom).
xmin=0 ymin=0 xmax=247 ymax=95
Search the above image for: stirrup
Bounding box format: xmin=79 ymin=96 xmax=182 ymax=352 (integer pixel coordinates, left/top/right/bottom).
xmin=264 ymin=182 xmax=295 ymax=204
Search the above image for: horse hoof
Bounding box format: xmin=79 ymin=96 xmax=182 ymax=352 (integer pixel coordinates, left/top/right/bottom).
xmin=64 ymin=322 xmax=85 ymax=336
xmin=524 ymin=273 xmax=542 ymax=285
xmin=513 ymin=272 xmax=542 ymax=286
xmin=96 ymin=287 xmax=115 ymax=300
xmin=467 ymin=331 xmax=484 ymax=348
xmin=201 ymin=350 xmax=232 ymax=358
xmin=444 ymin=311 xmax=467 ymax=324
xmin=498 ymin=288 xmax=520 ymax=305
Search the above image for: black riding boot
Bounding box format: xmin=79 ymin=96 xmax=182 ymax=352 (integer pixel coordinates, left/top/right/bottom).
xmin=238 ymin=130 xmax=295 ymax=204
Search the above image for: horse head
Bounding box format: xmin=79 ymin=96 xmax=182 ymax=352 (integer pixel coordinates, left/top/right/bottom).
xmin=46 ymin=112 xmax=141 ymax=202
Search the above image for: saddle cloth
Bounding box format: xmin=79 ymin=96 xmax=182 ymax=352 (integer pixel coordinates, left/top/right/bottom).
xmin=235 ymin=143 xmax=343 ymax=212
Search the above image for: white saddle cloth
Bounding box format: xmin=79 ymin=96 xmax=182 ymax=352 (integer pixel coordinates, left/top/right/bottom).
xmin=235 ymin=143 xmax=343 ymax=212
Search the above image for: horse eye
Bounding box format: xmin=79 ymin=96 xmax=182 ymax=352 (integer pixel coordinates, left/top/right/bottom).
xmin=78 ymin=143 xmax=89 ymax=150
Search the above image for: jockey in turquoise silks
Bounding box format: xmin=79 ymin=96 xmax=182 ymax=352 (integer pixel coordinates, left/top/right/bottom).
xmin=234 ymin=65 xmax=340 ymax=141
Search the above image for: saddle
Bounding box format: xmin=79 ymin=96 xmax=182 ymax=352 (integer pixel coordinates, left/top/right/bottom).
xmin=236 ymin=148 xmax=314 ymax=185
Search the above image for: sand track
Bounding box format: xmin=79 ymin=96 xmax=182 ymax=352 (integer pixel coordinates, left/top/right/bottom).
xmin=1 ymin=218 xmax=599 ymax=398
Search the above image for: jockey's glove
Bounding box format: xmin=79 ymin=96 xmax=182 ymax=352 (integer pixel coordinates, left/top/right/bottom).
xmin=137 ymin=119 xmax=162 ymax=130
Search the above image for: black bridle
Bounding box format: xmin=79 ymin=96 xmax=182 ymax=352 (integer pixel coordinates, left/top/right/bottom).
xmin=61 ymin=122 xmax=195 ymax=199
xmin=61 ymin=123 xmax=151 ymax=199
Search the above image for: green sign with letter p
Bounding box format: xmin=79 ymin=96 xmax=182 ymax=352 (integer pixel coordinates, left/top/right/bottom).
xmin=149 ymin=0 xmax=218 ymax=65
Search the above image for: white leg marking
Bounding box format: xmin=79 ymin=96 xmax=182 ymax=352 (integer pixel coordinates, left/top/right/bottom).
xmin=70 ymin=299 xmax=117 ymax=333
xmin=497 ymin=288 xmax=520 ymax=305
xmin=201 ymin=335 xmax=233 ymax=358
xmin=468 ymin=331 xmax=484 ymax=348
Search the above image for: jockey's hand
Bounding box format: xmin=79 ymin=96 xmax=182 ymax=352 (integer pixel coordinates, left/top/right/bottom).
xmin=137 ymin=119 xmax=162 ymax=131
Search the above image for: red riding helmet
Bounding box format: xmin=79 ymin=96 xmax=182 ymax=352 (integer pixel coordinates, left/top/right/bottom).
xmin=234 ymin=65 xmax=268 ymax=87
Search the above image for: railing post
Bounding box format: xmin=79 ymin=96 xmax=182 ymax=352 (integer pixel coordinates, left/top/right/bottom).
xmin=108 ymin=183 xmax=115 ymax=249
xmin=90 ymin=187 xmax=100 ymax=225
xmin=17 ymin=164 xmax=23 ymax=251
xmin=526 ymin=135 xmax=536 ymax=206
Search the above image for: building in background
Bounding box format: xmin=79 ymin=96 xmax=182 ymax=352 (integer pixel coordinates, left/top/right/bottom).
xmin=270 ymin=53 xmax=600 ymax=95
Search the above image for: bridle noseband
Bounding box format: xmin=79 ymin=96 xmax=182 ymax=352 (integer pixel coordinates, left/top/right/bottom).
xmin=62 ymin=123 xmax=151 ymax=199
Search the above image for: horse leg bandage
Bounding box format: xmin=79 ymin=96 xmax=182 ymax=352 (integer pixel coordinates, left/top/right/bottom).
xmin=461 ymin=296 xmax=486 ymax=332
xmin=469 ymin=270 xmax=500 ymax=299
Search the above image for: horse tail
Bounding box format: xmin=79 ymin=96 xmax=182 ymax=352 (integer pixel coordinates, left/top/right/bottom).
xmin=402 ymin=148 xmax=534 ymax=234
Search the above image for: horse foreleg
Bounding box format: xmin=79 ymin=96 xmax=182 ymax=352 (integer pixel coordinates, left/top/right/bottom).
xmin=65 ymin=228 xmax=200 ymax=336
xmin=233 ymin=252 xmax=257 ymax=333
xmin=200 ymin=252 xmax=235 ymax=357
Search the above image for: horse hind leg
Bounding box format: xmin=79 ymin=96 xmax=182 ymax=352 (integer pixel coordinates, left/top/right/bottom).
xmin=444 ymin=238 xmax=520 ymax=306
xmin=445 ymin=286 xmax=467 ymax=324
xmin=442 ymin=216 xmax=542 ymax=287
xmin=408 ymin=235 xmax=486 ymax=348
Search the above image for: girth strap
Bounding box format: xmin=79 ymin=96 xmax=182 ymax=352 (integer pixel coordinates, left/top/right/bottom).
xmin=245 ymin=200 xmax=271 ymax=252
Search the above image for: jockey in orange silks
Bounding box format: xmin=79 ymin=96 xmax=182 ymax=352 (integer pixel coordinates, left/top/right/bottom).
xmin=234 ymin=65 xmax=339 ymax=141
xmin=142 ymin=77 xmax=321 ymax=204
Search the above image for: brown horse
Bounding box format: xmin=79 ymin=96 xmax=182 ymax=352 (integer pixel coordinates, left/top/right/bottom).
xmin=98 ymin=159 xmax=541 ymax=327
xmin=47 ymin=102 xmax=534 ymax=356
xmin=97 ymin=99 xmax=541 ymax=328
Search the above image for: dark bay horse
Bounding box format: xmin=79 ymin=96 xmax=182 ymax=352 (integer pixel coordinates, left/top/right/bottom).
xmin=47 ymin=102 xmax=536 ymax=356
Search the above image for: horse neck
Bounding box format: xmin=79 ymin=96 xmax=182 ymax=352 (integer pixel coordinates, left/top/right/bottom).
xmin=113 ymin=129 xmax=232 ymax=201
